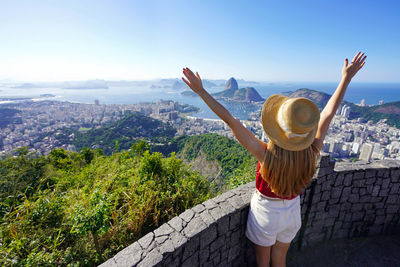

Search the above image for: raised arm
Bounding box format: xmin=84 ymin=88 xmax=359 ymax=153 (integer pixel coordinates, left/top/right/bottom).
xmin=182 ymin=67 xmax=266 ymax=161
xmin=312 ymin=52 xmax=367 ymax=151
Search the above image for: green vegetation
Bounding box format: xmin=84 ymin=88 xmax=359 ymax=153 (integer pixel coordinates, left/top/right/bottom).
xmin=0 ymin=144 xmax=213 ymax=266
xmin=155 ymin=133 xmax=257 ymax=190
xmin=348 ymin=101 xmax=400 ymax=128
xmin=53 ymin=111 xmax=176 ymax=155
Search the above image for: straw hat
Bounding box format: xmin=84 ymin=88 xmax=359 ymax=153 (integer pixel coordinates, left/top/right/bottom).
xmin=261 ymin=94 xmax=320 ymax=151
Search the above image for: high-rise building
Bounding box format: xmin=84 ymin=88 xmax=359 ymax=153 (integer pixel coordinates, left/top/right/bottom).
xmin=359 ymin=143 xmax=373 ymax=162
xmin=360 ymin=99 xmax=366 ymax=106
xmin=94 ymin=99 xmax=100 ymax=106
xmin=379 ymin=100 xmax=384 ymax=105
xmin=340 ymin=105 xmax=351 ymax=118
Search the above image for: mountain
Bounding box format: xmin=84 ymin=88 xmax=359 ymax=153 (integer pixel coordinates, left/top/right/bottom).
xmin=283 ymin=88 xmax=400 ymax=128
xmin=224 ymin=77 xmax=239 ymax=90
xmin=212 ymin=77 xmax=264 ymax=102
xmin=282 ymin=88 xmax=331 ymax=109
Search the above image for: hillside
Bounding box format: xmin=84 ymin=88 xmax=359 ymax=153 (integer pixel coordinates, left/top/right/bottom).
xmin=55 ymin=112 xmax=176 ymax=154
xmin=213 ymin=86 xmax=264 ymax=102
xmin=283 ymin=88 xmax=400 ymax=128
xmin=0 ymin=146 xmax=212 ymax=266
xmin=348 ymin=101 xmax=400 ymax=128
xmin=0 ymin=133 xmax=256 ymax=266
xmin=282 ymin=88 xmax=332 ymax=109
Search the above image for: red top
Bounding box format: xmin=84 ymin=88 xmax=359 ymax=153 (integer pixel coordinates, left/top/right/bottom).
xmin=255 ymin=161 xmax=299 ymax=200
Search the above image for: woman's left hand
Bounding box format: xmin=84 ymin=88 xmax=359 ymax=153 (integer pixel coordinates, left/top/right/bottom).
xmin=182 ymin=67 xmax=205 ymax=95
xmin=342 ymin=52 xmax=367 ymax=80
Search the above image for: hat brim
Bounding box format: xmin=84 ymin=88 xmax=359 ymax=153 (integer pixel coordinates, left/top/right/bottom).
xmin=261 ymin=95 xmax=318 ymax=151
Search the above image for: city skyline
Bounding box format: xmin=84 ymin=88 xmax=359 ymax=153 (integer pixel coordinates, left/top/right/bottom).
xmin=1 ymin=1 xmax=400 ymax=82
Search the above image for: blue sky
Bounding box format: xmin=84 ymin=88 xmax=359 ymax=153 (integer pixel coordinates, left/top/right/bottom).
xmin=1 ymin=0 xmax=399 ymax=82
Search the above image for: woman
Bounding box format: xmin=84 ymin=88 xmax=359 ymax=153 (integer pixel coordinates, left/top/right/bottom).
xmin=182 ymin=52 xmax=366 ymax=267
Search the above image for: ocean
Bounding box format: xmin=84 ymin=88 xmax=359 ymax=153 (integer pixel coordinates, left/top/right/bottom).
xmin=0 ymin=82 xmax=399 ymax=120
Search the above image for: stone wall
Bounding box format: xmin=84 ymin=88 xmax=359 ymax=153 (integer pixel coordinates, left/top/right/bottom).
xmin=100 ymin=154 xmax=400 ymax=267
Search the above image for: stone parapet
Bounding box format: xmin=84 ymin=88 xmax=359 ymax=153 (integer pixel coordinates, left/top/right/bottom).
xmin=100 ymin=155 xmax=400 ymax=266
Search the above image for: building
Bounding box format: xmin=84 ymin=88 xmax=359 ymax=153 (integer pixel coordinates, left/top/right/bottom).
xmin=340 ymin=105 xmax=351 ymax=119
xmin=359 ymin=143 xmax=373 ymax=162
xmin=95 ymin=99 xmax=100 ymax=106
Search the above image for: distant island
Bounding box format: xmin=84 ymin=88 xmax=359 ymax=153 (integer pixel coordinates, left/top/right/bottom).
xmin=12 ymin=80 xmax=109 ymax=90
xmin=212 ymin=77 xmax=264 ymax=102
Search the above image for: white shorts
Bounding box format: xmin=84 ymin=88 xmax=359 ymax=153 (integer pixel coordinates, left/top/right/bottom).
xmin=245 ymin=190 xmax=301 ymax=247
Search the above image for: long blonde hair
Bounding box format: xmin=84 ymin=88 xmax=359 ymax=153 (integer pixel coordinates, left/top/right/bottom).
xmin=260 ymin=140 xmax=318 ymax=197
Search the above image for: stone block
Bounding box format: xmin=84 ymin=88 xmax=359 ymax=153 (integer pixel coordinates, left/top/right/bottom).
xmin=191 ymin=204 xmax=205 ymax=214
xmin=170 ymin=231 xmax=187 ymax=250
xmin=209 ymin=206 xmax=225 ymax=221
xmin=213 ymin=191 xmax=234 ymax=204
xmin=365 ymin=169 xmax=376 ymax=178
xmin=138 ymin=232 xmax=154 ymax=250
xmin=372 ymin=185 xmax=381 ymax=197
xmin=378 ymin=189 xmax=389 ymax=197
xmin=181 ymin=251 xmax=199 ymax=267
xmin=354 ymin=171 xmax=365 ymax=180
xmin=325 ymin=217 xmax=336 ymax=227
xmin=137 ymin=248 xmax=162 ymax=267
xmin=360 ymin=188 xmax=367 ymax=196
xmin=330 ymin=187 xmax=342 ymax=199
xmin=390 ymin=183 xmax=400 ymax=194
xmin=321 ymin=191 xmax=330 ymax=201
xmin=329 ymin=197 xmax=340 ymax=205
xmin=228 ymin=244 xmax=241 ymax=262
xmin=365 ymin=177 xmax=376 ymax=185
xmin=202 ymin=199 xmax=217 ymax=210
xmin=217 ymin=215 xmax=230 ymax=236
xmin=351 ymin=187 xmax=359 ymax=194
xmin=314 ymin=184 xmax=322 ymax=194
xmin=334 ymin=173 xmax=344 ymax=186
xmin=360 ymin=195 xmax=371 ymax=203
xmin=179 ymin=209 xmax=195 ymax=223
xmin=348 ymin=193 xmax=359 ymax=203
xmin=387 ymin=205 xmax=399 ymax=214
xmin=200 ymin=224 xmax=217 ymax=249
xmin=344 ymin=173 xmax=353 ymax=186
xmin=227 ymin=194 xmax=246 ymax=209
xmin=112 ymin=242 xmax=142 ymax=267
xmin=381 ymin=178 xmax=390 ymax=190
xmin=184 ymin=216 xmax=207 ymax=238
xmin=182 ymin=236 xmax=199 ymax=261
xmin=158 ymin=238 xmax=174 ymax=255
xmin=374 ymin=215 xmax=386 ymax=225
xmin=168 ymin=216 xmax=184 ymax=232
xmin=351 ymin=203 xmax=363 ymax=212
xmin=199 ymin=210 xmax=215 ymax=226
xmin=341 ymin=187 xmax=351 ymax=202
xmin=328 ymin=206 xmax=340 ymax=217
xmin=322 ymin=181 xmax=332 ymax=191
xmin=199 ymin=248 xmax=209 ymax=264
xmin=210 ymin=235 xmax=226 ymax=251
xmin=229 ymin=211 xmax=241 ymax=230
xmin=230 ymin=229 xmax=241 ymax=245
xmin=312 ymin=193 xmax=321 ymax=203
xmin=370 ymin=196 xmax=383 ymax=203
xmin=387 ymin=195 xmax=399 ymax=204
xmin=219 ymin=200 xmax=236 ymax=215
xmin=352 ymin=211 xmax=365 ymax=221
xmin=155 ymin=235 xmax=168 ymax=245
xmin=391 ymin=169 xmax=400 ymax=182
xmin=154 ymin=223 xmax=174 ymax=238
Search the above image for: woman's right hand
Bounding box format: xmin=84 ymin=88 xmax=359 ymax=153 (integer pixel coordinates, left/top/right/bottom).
xmin=182 ymin=67 xmax=205 ymax=95
xmin=342 ymin=51 xmax=367 ymax=80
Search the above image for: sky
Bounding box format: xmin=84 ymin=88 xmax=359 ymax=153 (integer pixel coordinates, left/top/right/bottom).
xmin=1 ymin=0 xmax=399 ymax=82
